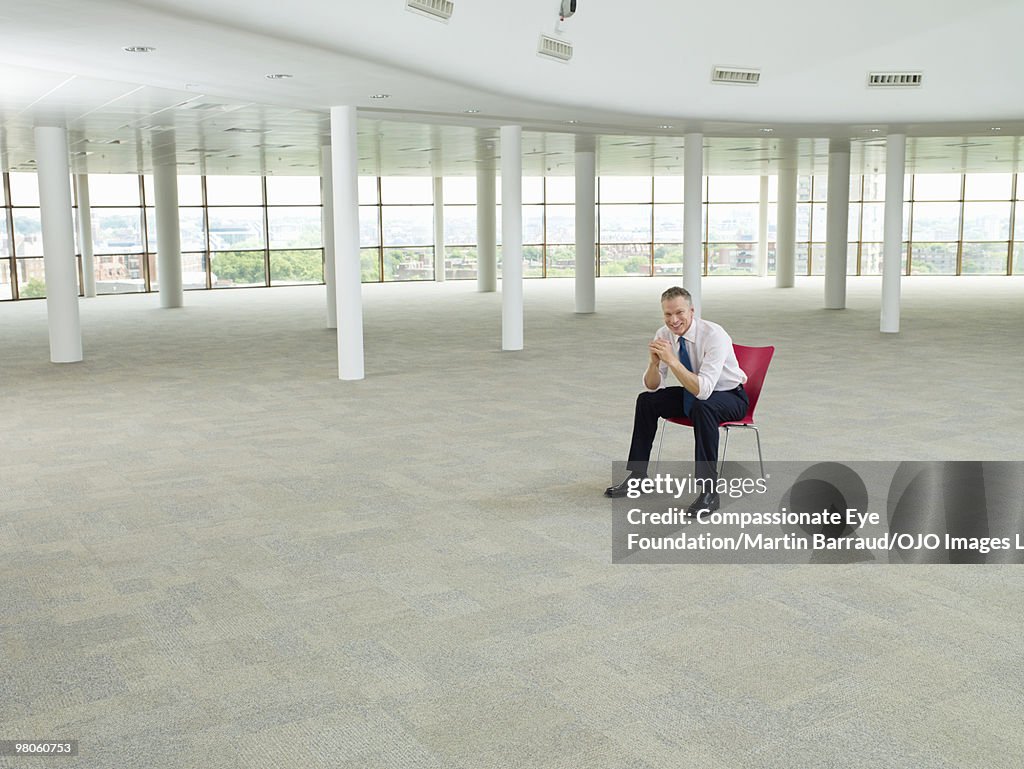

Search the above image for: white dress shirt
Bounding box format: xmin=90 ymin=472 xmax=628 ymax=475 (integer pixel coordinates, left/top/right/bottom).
xmin=643 ymin=316 xmax=747 ymax=399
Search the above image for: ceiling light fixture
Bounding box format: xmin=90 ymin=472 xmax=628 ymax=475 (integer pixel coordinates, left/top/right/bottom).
xmin=759 ymin=127 xmax=774 ymax=133
xmin=658 ymin=124 xmax=673 ymax=130
xmin=868 ymin=128 xmax=882 ymax=133
xmin=122 ymin=46 xmax=155 ymax=53
xmin=369 ymin=93 xmax=390 ymax=99
xmin=265 ymin=73 xmax=293 ymax=80
xmin=463 ymin=109 xmax=480 ymax=114
xmin=990 ymin=127 xmax=1002 ymax=132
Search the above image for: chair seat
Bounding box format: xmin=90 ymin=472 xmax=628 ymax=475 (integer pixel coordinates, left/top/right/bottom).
xmin=666 ymin=416 xmax=755 ymax=427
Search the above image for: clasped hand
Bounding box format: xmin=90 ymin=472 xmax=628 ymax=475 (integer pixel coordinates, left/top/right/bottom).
xmin=649 ymin=338 xmax=676 ymax=364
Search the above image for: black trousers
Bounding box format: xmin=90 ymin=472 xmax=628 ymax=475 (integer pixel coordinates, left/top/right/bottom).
xmin=627 ymin=386 xmax=748 ymax=481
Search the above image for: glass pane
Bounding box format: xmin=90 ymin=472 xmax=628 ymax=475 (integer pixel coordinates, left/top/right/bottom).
xmin=545 ymin=177 xmax=574 ymax=204
xmin=444 ymin=246 xmax=476 ymax=280
xmin=9 ymin=173 xmax=40 ymax=206
xmin=860 ymin=243 xmax=883 ymax=275
xmin=0 ymin=214 xmax=8 ymax=258
xmin=442 ymin=177 xmax=475 ymax=204
xmin=654 ymin=176 xmax=684 ymax=203
xmin=206 ymin=175 xmax=263 ymax=205
xmin=847 ymin=242 xmax=859 ymax=275
xmin=266 ymin=176 xmax=320 ymax=205
xmin=0 ymin=259 xmax=12 ymax=300
xmin=707 ymin=203 xmax=756 ymax=242
xmin=522 ymin=177 xmax=543 ymax=204
xmin=546 ymin=205 xmax=574 ymax=243
xmin=12 ymin=210 xmax=43 ymax=256
xmin=1014 ymin=243 xmax=1024 ymax=274
xmin=654 ymin=204 xmax=683 ymax=242
xmin=767 ymin=176 xmax=778 ymax=203
xmin=861 ymin=202 xmax=884 ymax=241
xmin=599 ymin=177 xmax=651 ymax=203
xmin=211 ymin=251 xmax=266 ymax=287
xmin=88 ymin=174 xmax=140 ymax=205
xmin=524 ymin=244 xmax=543 ymax=278
xmin=92 ymin=208 xmax=143 ymax=253
xmin=964 ymin=173 xmax=1012 ymax=200
xmin=443 ymin=205 xmax=475 ymax=245
xmin=267 ymin=207 xmax=321 ymax=249
xmin=848 ymin=206 xmax=861 ymax=241
xmin=380 ymin=177 xmax=432 ymax=204
xmin=912 ymin=202 xmax=960 ymax=241
xmin=961 ymin=243 xmax=1008 ymax=274
xmin=143 ymin=175 xmax=154 ymax=205
xmin=95 ymin=254 xmax=144 ymax=293
xmin=811 ymin=203 xmax=827 ymax=241
xmin=849 ymin=175 xmax=863 ymax=201
xmin=207 ymin=207 xmax=266 ymax=249
xmin=810 ymin=243 xmax=827 ymax=275
xmin=796 ymin=204 xmax=811 ymax=241
xmin=182 ymin=253 xmax=208 ymax=289
xmin=0 ymin=177 xmax=5 ymax=205
xmin=862 ymin=175 xmax=886 ymax=201
xmin=178 ymin=175 xmax=203 ymax=206
xmin=910 ymin=243 xmax=958 ymax=275
xmin=811 ymin=175 xmax=828 ymax=201
xmin=545 ymin=244 xmax=575 ymax=277
xmin=599 ymin=243 xmax=650 ymax=276
xmin=961 ymin=202 xmax=1010 ymax=240
xmin=180 ymin=208 xmax=206 ymax=251
xmin=383 ymin=247 xmax=433 ymax=280
xmin=708 ymin=176 xmax=760 ymax=202
xmin=913 ymin=174 xmax=961 ymax=201
xmin=381 ymin=206 xmax=432 ymax=246
xmin=361 ymin=247 xmax=381 ymax=282
xmin=358 ymin=177 xmax=378 ymax=205
xmin=797 ymin=175 xmax=813 ymax=202
xmin=270 ymin=249 xmax=323 ymax=284
xmin=523 ymin=205 xmax=543 ymax=244
xmin=599 ymin=204 xmax=651 ymax=243
xmin=653 ymin=244 xmax=683 ymax=276
xmin=148 ymin=252 xmax=157 ymax=292
xmin=359 ymin=207 xmax=380 ymax=247
xmin=709 ymin=243 xmax=757 ymax=275
xmin=796 ymin=244 xmax=809 ymax=275
xmin=17 ymin=258 xmax=47 ymax=297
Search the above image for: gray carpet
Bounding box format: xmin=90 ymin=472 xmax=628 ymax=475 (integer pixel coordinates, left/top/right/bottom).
xmin=2 ymin=276 xmax=1024 ymax=768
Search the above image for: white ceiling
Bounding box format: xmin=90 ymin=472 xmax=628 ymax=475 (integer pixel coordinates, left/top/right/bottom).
xmin=0 ymin=0 xmax=1022 ymax=177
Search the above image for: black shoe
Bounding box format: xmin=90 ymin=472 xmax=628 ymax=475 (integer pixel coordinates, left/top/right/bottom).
xmin=685 ymin=491 xmax=720 ymax=518
xmin=604 ymin=471 xmax=647 ymax=498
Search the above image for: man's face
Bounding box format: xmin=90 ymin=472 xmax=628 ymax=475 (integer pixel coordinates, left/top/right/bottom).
xmin=662 ymin=296 xmax=694 ymax=337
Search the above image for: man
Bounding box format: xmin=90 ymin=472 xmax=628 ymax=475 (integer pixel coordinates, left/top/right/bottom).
xmin=604 ymin=286 xmax=748 ymax=516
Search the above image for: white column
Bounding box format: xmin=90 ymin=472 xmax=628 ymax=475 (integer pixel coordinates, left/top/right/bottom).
xmin=330 ymin=105 xmax=365 ymax=379
xmin=775 ymin=139 xmax=798 ymax=288
xmin=825 ymin=139 xmax=851 ymax=309
xmin=476 ymin=156 xmax=497 ymax=292
xmin=574 ymin=135 xmax=596 ymax=314
xmin=321 ymin=145 xmax=337 ymax=329
xmin=153 ymin=141 xmax=183 ymax=308
xmin=74 ymin=174 xmax=96 ymax=298
xmin=34 ymin=125 xmax=82 ymax=363
xmin=881 ymin=133 xmax=906 ymax=334
xmin=683 ymin=132 xmax=703 ymax=312
xmin=501 ymin=125 xmax=523 ymax=351
xmin=433 ymin=176 xmax=446 ymax=282
xmin=757 ymin=175 xmax=769 ymax=278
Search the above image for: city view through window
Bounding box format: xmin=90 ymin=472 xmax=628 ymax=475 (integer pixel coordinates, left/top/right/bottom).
xmin=2 ymin=171 xmax=1022 ymax=300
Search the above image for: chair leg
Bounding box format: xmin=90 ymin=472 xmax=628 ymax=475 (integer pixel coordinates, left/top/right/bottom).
xmin=718 ymin=425 xmax=729 ymax=476
xmin=752 ymin=426 xmax=764 ymax=479
xmin=655 ymin=419 xmax=666 ymax=471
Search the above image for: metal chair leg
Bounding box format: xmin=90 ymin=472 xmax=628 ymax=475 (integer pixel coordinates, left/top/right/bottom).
xmin=655 ymin=419 xmax=667 ymax=471
xmin=752 ymin=425 xmax=764 ymax=478
xmin=718 ymin=425 xmax=730 ymax=475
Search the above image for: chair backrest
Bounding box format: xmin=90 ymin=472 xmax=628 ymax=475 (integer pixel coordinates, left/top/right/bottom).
xmin=733 ymin=344 xmax=775 ymax=422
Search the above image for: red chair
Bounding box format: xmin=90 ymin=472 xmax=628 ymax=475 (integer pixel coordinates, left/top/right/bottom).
xmin=655 ymin=344 xmax=775 ymax=477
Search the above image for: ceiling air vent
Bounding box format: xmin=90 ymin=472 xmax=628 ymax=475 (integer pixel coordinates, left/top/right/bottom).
xmin=711 ymin=67 xmax=760 ymax=85
xmin=538 ymin=34 xmax=573 ymax=62
xmin=406 ymin=0 xmax=454 ymax=21
xmin=868 ymin=71 xmax=923 ymax=87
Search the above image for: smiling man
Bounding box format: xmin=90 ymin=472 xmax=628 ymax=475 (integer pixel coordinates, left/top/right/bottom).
xmin=604 ymin=286 xmax=748 ymax=516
